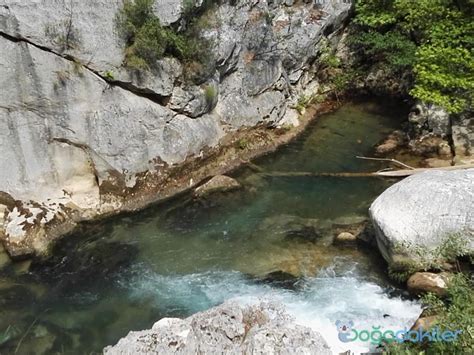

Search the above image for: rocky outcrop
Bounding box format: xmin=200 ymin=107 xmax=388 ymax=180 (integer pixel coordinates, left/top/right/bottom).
xmin=0 ymin=0 xmax=352 ymax=258
xmin=409 ymin=102 xmax=451 ymax=138
xmin=375 ymin=130 xmax=407 ymax=156
xmin=452 ymin=112 xmax=474 ymax=164
xmin=104 ymin=301 xmax=331 ymax=355
xmin=369 ymin=169 xmax=474 ymax=270
xmin=408 ymin=101 xmax=473 ymax=164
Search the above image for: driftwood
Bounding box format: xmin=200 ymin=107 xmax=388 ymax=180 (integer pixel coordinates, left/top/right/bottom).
xmin=260 ymin=164 xmax=474 ymax=179
xmin=355 ymin=156 xmax=415 ymax=170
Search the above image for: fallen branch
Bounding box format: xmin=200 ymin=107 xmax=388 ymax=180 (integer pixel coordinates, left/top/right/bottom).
xmin=261 ymin=171 xmax=380 ymax=178
xmin=376 ymin=164 xmax=474 ymax=177
xmin=241 ymin=160 xmax=265 ymax=173
xmin=260 ymin=164 xmax=474 ymax=179
xmin=355 ymin=156 xmax=416 ymax=170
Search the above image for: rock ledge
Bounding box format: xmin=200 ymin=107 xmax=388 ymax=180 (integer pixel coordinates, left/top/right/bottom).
xmin=104 ymin=301 xmax=331 ymax=355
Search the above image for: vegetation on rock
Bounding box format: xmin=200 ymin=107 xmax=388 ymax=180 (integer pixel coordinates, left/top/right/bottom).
xmin=388 ymin=233 xmax=472 ymax=282
xmin=385 ymin=274 xmax=474 ymax=354
xmin=116 ymin=0 xmax=214 ymax=82
xmin=353 ymin=0 xmax=473 ymax=113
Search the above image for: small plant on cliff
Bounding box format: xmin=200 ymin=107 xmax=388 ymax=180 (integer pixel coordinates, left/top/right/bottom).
xmin=204 ymin=85 xmax=217 ymax=108
xmin=296 ymin=95 xmax=311 ymax=114
xmin=104 ymin=70 xmax=115 ymax=80
xmin=237 ymin=138 xmax=249 ymax=150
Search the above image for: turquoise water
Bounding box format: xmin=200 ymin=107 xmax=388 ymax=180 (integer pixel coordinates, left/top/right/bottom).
xmin=0 ymin=100 xmax=421 ymax=354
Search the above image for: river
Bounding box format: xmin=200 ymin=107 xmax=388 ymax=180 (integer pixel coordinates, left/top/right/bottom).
xmin=0 ymin=100 xmax=421 ymax=354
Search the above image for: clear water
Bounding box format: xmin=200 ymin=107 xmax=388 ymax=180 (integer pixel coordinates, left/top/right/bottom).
xmin=0 ymin=100 xmax=421 ymax=354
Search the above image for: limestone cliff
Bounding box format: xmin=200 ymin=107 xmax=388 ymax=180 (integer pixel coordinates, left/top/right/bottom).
xmin=0 ymin=0 xmax=351 ymax=258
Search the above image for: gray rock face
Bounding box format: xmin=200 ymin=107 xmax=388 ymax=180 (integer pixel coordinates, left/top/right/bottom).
xmin=104 ymin=301 xmax=331 ymax=355
xmin=369 ymin=169 xmax=474 ymax=269
xmin=408 ymin=101 xmax=451 ymax=138
xmin=452 ymin=112 xmax=474 ymax=164
xmin=408 ymin=101 xmax=473 ymax=163
xmin=0 ymin=0 xmax=351 ymax=257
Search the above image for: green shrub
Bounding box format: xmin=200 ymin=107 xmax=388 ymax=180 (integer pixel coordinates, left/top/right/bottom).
xmin=295 ymin=95 xmax=313 ymax=114
xmin=116 ymin=0 xmax=210 ymax=74
xmin=385 ymin=274 xmax=474 ymax=354
xmin=237 ymin=138 xmax=249 ymax=150
xmin=353 ymin=0 xmax=473 ymax=113
xmin=351 ymin=31 xmax=416 ymax=72
xmin=116 ymin=0 xmax=154 ymax=43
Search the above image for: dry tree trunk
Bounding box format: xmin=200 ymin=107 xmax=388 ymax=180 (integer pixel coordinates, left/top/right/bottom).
xmin=259 ymin=163 xmax=474 ymax=179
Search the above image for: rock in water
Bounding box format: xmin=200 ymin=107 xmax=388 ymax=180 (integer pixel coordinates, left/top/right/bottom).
xmin=334 ymin=232 xmax=357 ymax=244
xmin=104 ymin=301 xmax=331 ymax=355
xmin=193 ymin=175 xmax=241 ymax=197
xmin=407 ymin=272 xmax=451 ymax=297
xmin=369 ymin=169 xmax=474 ymax=270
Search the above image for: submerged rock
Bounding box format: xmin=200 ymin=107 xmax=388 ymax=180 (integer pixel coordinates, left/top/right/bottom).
xmin=29 ymin=241 xmax=139 ymax=294
xmin=256 ymin=214 xmax=328 ymax=243
xmin=193 ymin=175 xmax=241 ymax=198
xmin=369 ymin=169 xmax=474 ymax=270
xmin=0 ymin=285 xmax=36 ymax=309
xmin=104 ymin=301 xmax=331 ymax=354
xmin=375 ymin=130 xmax=407 ymax=155
xmin=334 ymin=232 xmax=357 ymax=244
xmin=255 ymin=270 xmax=300 ymax=290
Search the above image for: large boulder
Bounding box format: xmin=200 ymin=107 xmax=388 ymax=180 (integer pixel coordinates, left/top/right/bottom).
xmin=104 ymin=301 xmax=331 ymax=354
xmin=369 ymin=169 xmax=474 ymax=270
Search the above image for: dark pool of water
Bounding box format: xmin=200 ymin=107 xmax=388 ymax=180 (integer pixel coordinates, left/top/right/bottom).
xmin=0 ymin=100 xmax=421 ymax=354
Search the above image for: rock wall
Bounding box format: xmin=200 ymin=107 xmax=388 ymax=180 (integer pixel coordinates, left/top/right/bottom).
xmin=408 ymin=101 xmax=474 ymax=164
xmin=0 ymin=0 xmax=352 ymax=258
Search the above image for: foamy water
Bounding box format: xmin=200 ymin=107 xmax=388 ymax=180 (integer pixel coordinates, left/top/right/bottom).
xmin=123 ymin=262 xmax=422 ymax=354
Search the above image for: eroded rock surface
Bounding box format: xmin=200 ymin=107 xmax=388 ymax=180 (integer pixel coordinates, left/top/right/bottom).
xmin=408 ymin=101 xmax=473 ymax=163
xmin=104 ymin=301 xmax=331 ymax=355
